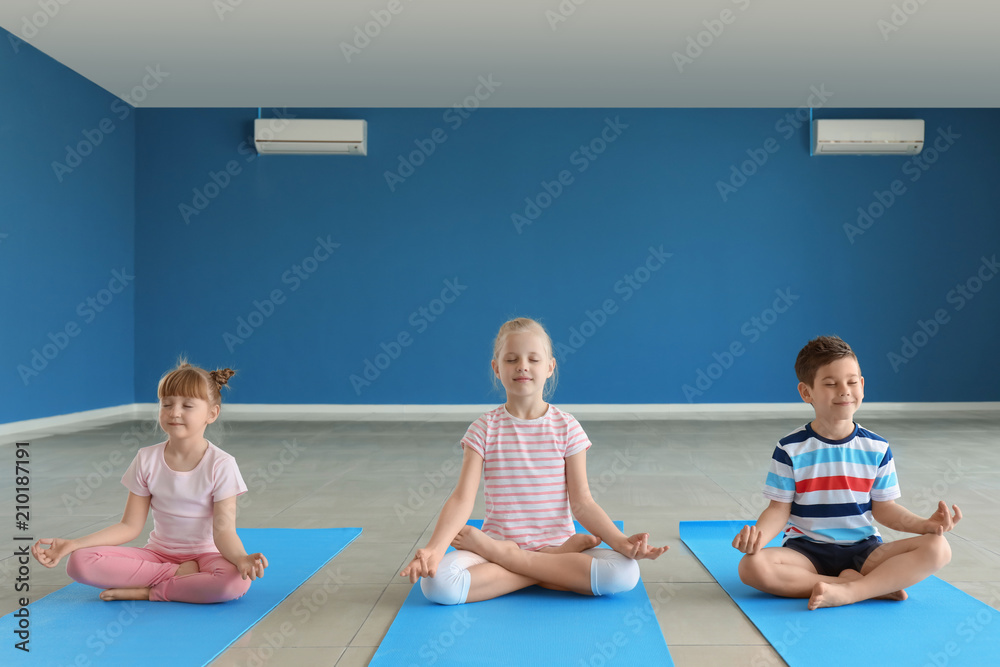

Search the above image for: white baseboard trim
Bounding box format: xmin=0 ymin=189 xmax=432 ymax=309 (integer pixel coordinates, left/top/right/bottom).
xmin=0 ymin=404 xmax=148 ymax=443
xmin=4 ymin=402 xmax=998 ymax=444
xmin=167 ymin=401 xmax=1000 ymax=421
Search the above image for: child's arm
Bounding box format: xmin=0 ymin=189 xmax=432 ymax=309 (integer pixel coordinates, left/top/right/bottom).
xmin=872 ymin=499 xmax=962 ymax=535
xmin=400 ymin=447 xmax=483 ymax=582
xmin=566 ymin=451 xmax=668 ymax=560
xmin=213 ymin=495 xmax=268 ymax=580
xmin=732 ymin=500 xmax=791 ymax=554
xmin=32 ymin=492 xmax=151 ymax=568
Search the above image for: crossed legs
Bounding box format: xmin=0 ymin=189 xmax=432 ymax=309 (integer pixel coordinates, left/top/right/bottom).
xmin=809 ymin=534 xmax=951 ymax=609
xmin=421 ymin=527 xmax=639 ymax=605
xmin=738 ymin=534 xmax=951 ymax=610
xmin=67 ymin=546 xmax=251 ymax=603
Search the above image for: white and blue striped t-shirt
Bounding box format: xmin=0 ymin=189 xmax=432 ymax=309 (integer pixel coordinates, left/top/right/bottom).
xmin=763 ymin=423 xmax=900 ymax=545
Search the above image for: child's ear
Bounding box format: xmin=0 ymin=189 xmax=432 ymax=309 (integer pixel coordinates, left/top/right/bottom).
xmin=208 ymin=404 xmax=221 ymax=423
xmin=491 ymin=359 xmax=500 ymax=377
xmin=797 ymin=381 xmax=813 ymax=404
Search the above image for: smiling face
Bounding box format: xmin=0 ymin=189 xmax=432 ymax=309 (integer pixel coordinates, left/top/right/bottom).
xmin=491 ymin=331 xmax=555 ymax=402
xmin=798 ymin=356 xmax=864 ymax=423
xmin=158 ymin=394 xmax=219 ymax=440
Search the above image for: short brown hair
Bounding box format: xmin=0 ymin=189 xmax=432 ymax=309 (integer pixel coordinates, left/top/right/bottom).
xmin=157 ymin=359 xmax=235 ymax=407
xmin=794 ymin=336 xmax=857 ymax=386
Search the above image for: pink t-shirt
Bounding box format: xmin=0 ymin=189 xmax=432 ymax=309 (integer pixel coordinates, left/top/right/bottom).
xmin=121 ymin=441 xmax=247 ymax=556
xmin=461 ymin=405 xmax=591 ymax=551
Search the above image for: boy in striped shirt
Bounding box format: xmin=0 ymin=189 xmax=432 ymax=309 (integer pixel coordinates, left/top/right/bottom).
xmin=732 ymin=336 xmax=962 ymax=609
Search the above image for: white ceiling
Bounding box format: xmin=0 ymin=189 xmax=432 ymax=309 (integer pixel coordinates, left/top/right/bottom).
xmin=1 ymin=1 xmax=996 ymax=108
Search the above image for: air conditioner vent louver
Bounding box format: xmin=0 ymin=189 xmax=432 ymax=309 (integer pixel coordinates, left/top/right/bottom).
xmin=254 ymin=119 xmax=367 ymax=155
xmin=812 ymin=119 xmax=923 ymax=156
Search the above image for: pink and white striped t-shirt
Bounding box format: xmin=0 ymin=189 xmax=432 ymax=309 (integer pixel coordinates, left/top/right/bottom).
xmin=461 ymin=404 xmax=591 ymax=551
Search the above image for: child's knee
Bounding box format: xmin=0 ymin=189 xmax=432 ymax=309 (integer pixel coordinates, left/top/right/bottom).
xmin=590 ymin=552 xmax=640 ymax=596
xmin=208 ymin=561 xmax=253 ymax=602
xmin=925 ymin=534 xmax=952 ymax=568
xmin=220 ymin=574 xmax=252 ymax=602
xmin=65 ymin=551 xmax=80 ymax=581
xmin=193 ymin=569 xmax=252 ymax=603
xmin=737 ymin=554 xmax=755 ymax=584
xmin=738 ymin=553 xmax=767 ymax=586
xmin=420 ymin=568 xmax=470 ymax=606
xmin=65 ymin=548 xmax=96 ymax=582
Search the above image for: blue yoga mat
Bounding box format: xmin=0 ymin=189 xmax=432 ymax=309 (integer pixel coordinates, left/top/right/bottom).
xmin=0 ymin=527 xmax=361 ymax=666
xmin=680 ymin=520 xmax=1000 ymax=666
xmin=371 ymin=520 xmax=673 ymax=666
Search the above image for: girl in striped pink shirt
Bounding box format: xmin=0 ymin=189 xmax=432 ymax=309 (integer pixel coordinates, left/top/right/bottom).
xmin=401 ymin=318 xmax=667 ymax=604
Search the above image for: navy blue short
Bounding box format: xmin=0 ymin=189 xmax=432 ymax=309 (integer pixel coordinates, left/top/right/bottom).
xmin=783 ymin=535 xmax=883 ymax=577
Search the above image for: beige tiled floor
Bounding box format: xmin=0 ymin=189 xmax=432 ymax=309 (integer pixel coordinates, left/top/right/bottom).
xmin=2 ymin=410 xmax=998 ymax=666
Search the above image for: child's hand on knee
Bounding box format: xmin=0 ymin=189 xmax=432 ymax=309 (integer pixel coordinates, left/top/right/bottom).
xmin=732 ymin=525 xmax=764 ymax=555
xmin=31 ymin=538 xmax=74 ymax=568
xmin=615 ymin=533 xmax=669 ymax=561
xmin=237 ymin=553 xmax=268 ymax=580
xmin=401 ymin=547 xmax=442 ymax=583
xmin=925 ymin=501 xmax=962 ymax=535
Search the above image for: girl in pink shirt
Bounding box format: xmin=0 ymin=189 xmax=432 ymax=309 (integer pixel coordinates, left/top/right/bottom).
xmin=32 ymin=361 xmax=267 ymax=603
xmin=401 ymin=318 xmax=667 ymax=604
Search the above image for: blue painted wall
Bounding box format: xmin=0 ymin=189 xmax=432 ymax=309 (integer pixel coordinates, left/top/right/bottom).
xmin=3 ymin=29 xmax=997 ymax=417
xmin=0 ymin=29 xmax=135 ymax=423
xmin=133 ymin=106 xmax=1000 ymax=405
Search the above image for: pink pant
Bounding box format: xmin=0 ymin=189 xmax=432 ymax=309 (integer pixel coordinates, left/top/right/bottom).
xmin=66 ymin=547 xmax=251 ymax=603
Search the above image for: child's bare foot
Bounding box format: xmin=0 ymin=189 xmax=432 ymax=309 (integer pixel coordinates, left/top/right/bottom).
xmin=100 ymin=587 xmax=150 ymax=601
xmin=539 ymin=533 xmax=601 ymax=554
xmin=808 ymin=582 xmax=854 ymax=610
xmin=175 ymin=560 xmax=199 ymax=577
xmin=837 ymin=569 xmax=907 ymax=601
xmin=451 ymin=525 xmax=519 ymax=563
xmin=876 ymin=589 xmax=907 ymax=602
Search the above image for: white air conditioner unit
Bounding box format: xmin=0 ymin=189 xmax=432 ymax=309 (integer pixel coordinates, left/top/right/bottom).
xmin=811 ymin=119 xmax=924 ymax=156
xmin=254 ymin=119 xmax=367 ymax=155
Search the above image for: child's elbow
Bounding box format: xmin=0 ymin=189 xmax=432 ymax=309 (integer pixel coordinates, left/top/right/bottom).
xmin=446 ymin=490 xmax=476 ymax=512
xmin=121 ymin=521 xmax=144 ymax=542
xmin=568 ymin=493 xmax=596 ymax=516
xmin=213 ymin=528 xmax=235 ymax=546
